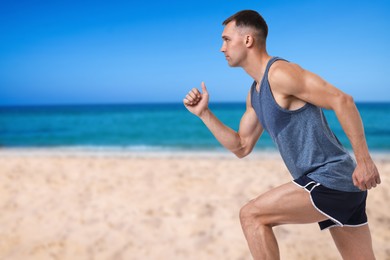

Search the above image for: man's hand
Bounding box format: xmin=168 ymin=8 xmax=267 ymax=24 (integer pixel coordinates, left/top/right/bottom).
xmin=352 ymin=158 xmax=381 ymax=190
xmin=183 ymin=82 xmax=209 ymax=117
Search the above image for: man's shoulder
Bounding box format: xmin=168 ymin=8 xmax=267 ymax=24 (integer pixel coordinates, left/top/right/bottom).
xmin=268 ymin=60 xmax=304 ymax=86
xmin=266 ymin=59 xmax=310 ymax=99
xmin=269 ymin=59 xmax=301 ymax=75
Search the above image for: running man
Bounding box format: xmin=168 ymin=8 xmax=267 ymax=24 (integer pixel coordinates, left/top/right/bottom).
xmin=183 ymin=10 xmax=381 ymax=260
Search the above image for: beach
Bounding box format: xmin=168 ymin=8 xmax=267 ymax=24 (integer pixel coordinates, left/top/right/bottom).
xmin=0 ymin=149 xmax=389 ymax=260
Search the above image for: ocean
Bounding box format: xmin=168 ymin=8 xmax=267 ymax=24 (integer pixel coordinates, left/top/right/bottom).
xmin=0 ymin=102 xmax=389 ymax=152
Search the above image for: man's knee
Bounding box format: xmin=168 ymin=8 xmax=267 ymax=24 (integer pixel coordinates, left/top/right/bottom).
xmin=239 ymin=199 xmax=271 ymax=228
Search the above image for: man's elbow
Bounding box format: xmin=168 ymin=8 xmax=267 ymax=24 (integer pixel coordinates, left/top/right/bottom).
xmin=334 ymin=92 xmax=355 ymax=111
xmin=232 ymin=146 xmax=252 ymax=159
xmin=341 ymin=93 xmax=355 ymax=105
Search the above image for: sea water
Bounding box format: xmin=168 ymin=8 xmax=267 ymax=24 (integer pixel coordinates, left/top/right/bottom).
xmin=0 ymin=102 xmax=389 ymax=152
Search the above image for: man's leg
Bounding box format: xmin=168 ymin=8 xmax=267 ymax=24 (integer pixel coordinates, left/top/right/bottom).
xmin=329 ymin=225 xmax=375 ymax=260
xmin=239 ymin=182 xmax=327 ymax=260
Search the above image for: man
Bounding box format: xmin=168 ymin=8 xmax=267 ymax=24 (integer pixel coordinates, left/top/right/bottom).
xmin=183 ymin=10 xmax=381 ymax=260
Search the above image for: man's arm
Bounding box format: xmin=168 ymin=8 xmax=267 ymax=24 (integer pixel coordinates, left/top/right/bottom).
xmin=183 ymin=82 xmax=263 ymax=158
xmin=269 ymin=62 xmax=381 ymax=190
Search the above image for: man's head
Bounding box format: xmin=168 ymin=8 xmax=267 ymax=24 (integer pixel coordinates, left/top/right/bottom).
xmin=223 ymin=10 xmax=268 ymax=45
xmin=221 ymin=10 xmax=268 ymax=67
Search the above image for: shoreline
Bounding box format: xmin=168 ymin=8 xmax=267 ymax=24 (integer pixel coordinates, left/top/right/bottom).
xmin=0 ymin=147 xmax=279 ymax=159
xmin=0 ymin=147 xmax=389 ymax=161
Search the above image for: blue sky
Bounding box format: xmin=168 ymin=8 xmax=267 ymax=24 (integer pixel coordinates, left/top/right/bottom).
xmin=0 ymin=0 xmax=389 ymax=106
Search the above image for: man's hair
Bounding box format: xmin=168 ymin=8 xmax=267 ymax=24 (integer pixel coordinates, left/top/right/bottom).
xmin=222 ymin=10 xmax=268 ymax=43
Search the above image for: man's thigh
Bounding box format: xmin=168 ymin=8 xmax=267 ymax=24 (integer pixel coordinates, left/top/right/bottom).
xmin=329 ymin=225 xmax=375 ymax=260
xmin=244 ymin=181 xmax=328 ymax=225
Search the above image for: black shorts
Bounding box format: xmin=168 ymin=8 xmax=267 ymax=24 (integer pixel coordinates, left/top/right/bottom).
xmin=293 ymin=175 xmax=368 ymax=230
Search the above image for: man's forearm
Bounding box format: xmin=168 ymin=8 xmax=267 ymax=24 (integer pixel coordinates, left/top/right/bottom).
xmin=334 ymin=95 xmax=370 ymax=162
xmin=199 ymin=108 xmax=243 ymax=153
xmin=334 ymin=94 xmax=381 ymax=189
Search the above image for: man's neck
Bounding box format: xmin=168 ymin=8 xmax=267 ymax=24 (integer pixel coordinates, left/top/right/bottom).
xmin=241 ymin=51 xmax=271 ymax=83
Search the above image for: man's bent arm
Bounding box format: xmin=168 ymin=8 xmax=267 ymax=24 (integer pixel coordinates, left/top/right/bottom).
xmin=298 ymin=70 xmax=381 ymax=190
xmin=184 ymin=83 xmax=263 ymax=158
xmin=199 ymin=102 xmax=263 ymax=158
xmin=269 ymin=62 xmax=381 ymax=190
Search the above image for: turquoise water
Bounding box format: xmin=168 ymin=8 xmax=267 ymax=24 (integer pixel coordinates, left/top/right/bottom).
xmin=0 ymin=102 xmax=389 ymax=151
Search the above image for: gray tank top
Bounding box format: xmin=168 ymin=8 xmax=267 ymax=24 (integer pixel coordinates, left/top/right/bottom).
xmin=251 ymin=57 xmax=359 ymax=192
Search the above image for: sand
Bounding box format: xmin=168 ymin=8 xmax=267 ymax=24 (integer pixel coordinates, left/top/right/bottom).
xmin=0 ymin=149 xmax=389 ymax=260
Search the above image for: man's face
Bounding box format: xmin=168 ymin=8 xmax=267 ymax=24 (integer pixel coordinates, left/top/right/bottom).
xmin=220 ymin=21 xmax=247 ymax=67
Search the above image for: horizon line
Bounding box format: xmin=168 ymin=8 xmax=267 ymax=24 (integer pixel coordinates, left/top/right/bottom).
xmin=1 ymin=100 xmax=390 ymax=108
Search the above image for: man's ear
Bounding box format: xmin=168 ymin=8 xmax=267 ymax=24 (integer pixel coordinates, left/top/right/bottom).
xmin=245 ymin=35 xmax=254 ymax=47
